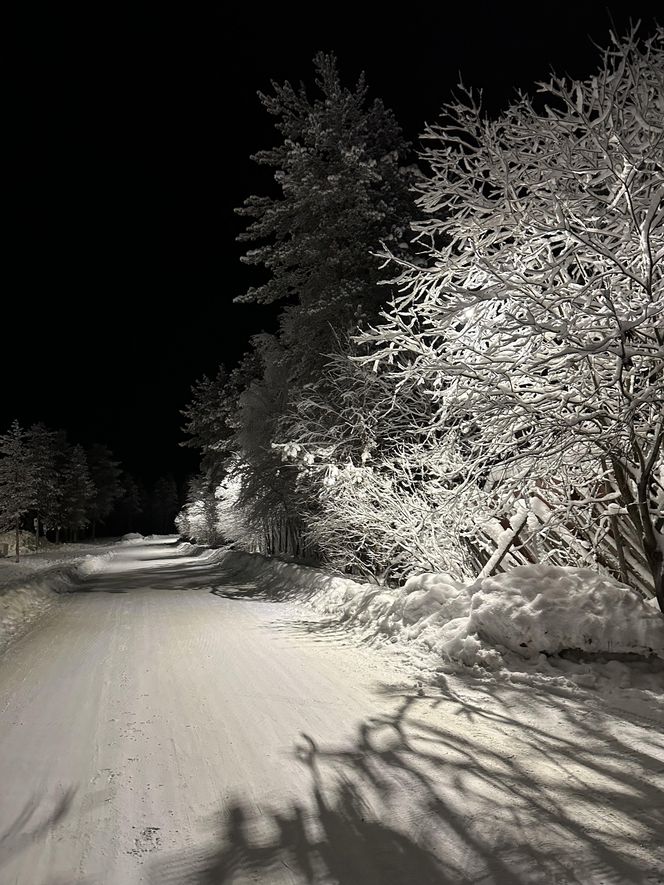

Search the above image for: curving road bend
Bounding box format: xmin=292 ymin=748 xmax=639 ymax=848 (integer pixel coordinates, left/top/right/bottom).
xmin=0 ymin=538 xmax=662 ymax=885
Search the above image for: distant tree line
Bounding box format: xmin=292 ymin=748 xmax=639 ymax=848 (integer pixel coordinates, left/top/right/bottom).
xmin=178 ymin=30 xmax=663 ymax=612
xmin=0 ymin=420 xmax=182 ymax=560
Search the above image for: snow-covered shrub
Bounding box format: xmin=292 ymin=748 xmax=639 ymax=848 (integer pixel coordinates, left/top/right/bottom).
xmin=359 ymin=28 xmax=664 ymax=607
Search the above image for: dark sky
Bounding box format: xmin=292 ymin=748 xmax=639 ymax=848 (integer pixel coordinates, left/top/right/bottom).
xmin=5 ymin=2 xmax=661 ymax=487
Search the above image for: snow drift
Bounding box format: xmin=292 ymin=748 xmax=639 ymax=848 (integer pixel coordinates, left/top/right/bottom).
xmin=467 ymin=565 xmax=664 ymax=660
xmin=0 ymin=543 xmax=138 ymax=652
xmin=217 ymin=551 xmax=664 ymax=668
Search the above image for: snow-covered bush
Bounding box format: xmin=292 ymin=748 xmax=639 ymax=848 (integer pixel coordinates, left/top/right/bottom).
xmin=359 ymin=27 xmax=664 ymax=607
xmin=214 ymin=467 xmax=262 ymax=551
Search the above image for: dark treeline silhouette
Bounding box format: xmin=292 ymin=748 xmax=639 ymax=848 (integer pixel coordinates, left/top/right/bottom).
xmin=0 ymin=420 xmax=184 ymax=558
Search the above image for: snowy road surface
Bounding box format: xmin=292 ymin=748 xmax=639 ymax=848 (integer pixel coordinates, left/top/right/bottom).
xmin=0 ymin=538 xmax=662 ymax=884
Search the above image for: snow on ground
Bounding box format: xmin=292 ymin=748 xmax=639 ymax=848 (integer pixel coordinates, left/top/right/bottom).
xmin=3 ymin=537 xmax=663 ymax=705
xmin=1 ymin=537 xmax=662 ymax=883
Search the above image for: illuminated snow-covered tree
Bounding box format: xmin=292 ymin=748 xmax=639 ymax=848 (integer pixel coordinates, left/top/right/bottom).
xmin=359 ymin=27 xmax=664 ymax=608
xmin=231 ymin=334 xmax=310 ymax=556
xmin=180 ymin=364 xmax=235 ymax=480
xmin=229 ymin=53 xmax=415 ymax=555
xmin=176 ymin=472 xmax=217 ymax=544
xmin=274 ymin=348 xmax=481 ymax=582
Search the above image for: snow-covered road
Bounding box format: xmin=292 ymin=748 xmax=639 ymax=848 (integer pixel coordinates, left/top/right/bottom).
xmin=0 ymin=538 xmax=662 ymax=884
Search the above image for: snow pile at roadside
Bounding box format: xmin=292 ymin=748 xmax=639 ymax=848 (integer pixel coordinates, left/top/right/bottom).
xmin=468 ymin=566 xmax=664 ymax=659
xmin=0 ymin=543 xmax=133 ymax=653
xmin=76 ymin=550 xmax=121 ymax=576
xmin=0 ymin=562 xmax=87 ymax=652
xmin=218 ymin=552 xmax=664 ymax=671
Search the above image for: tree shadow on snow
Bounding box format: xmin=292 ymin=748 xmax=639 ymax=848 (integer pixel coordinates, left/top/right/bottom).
xmin=0 ymin=788 xmax=77 ymax=872
xmin=65 ymin=561 xmax=242 ymax=595
xmin=209 ymin=585 xmax=291 ymax=602
xmin=146 ymin=683 xmax=664 ymax=884
xmin=66 ymin=554 xmax=298 ymax=601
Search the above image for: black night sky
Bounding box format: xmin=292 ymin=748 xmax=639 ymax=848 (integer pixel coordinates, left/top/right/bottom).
xmin=5 ymin=2 xmax=660 ymax=487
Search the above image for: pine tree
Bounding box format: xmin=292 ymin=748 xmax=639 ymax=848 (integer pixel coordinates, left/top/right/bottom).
xmin=151 ymin=475 xmax=180 ymax=534
xmin=180 ymin=364 xmax=235 ymax=480
xmin=87 ymin=444 xmax=124 ymax=540
xmin=53 ymin=443 xmax=94 ymax=542
xmin=176 ymin=472 xmax=219 ymax=544
xmin=236 ymin=51 xmax=415 ymax=375
xmin=226 ymin=53 xmax=416 ymax=556
xmin=26 ymin=423 xmax=60 ymax=549
xmin=116 ymin=472 xmax=143 ymax=533
xmin=0 ymin=420 xmax=39 ymax=561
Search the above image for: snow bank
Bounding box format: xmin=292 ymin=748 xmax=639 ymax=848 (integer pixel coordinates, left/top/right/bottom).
xmin=0 ymin=542 xmax=136 ymax=653
xmin=0 ymin=563 xmax=85 ymax=652
xmin=76 ymin=551 xmax=120 ymax=576
xmin=468 ymin=565 xmax=664 ymax=660
xmin=120 ymin=532 xmax=144 ymax=542
xmin=218 ymin=553 xmax=664 ymax=671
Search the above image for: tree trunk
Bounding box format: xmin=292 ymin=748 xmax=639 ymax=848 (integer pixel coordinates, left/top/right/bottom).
xmin=91 ymin=520 xmax=96 ymax=541
xmin=610 ymin=514 xmax=629 ymax=585
xmin=652 ymin=554 xmax=664 ymax=614
xmin=15 ymin=516 xmax=20 ymax=563
xmin=55 ymin=526 xmax=60 ymax=544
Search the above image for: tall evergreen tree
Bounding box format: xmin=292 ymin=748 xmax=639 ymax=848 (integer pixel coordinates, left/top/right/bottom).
xmin=236 ymin=51 xmax=416 ymax=374
xmin=223 ymin=53 xmax=416 ymax=556
xmin=0 ymin=421 xmax=39 ymax=561
xmin=87 ymin=444 xmax=124 ymax=540
xmin=26 ymin=423 xmax=60 ymax=549
xmin=54 ymin=443 xmax=94 ymax=542
xmin=180 ymin=364 xmax=235 ymax=480
xmin=151 ymin=475 xmax=180 ymax=534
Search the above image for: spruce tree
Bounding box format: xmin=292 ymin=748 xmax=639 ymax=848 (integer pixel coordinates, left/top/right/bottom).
xmin=87 ymin=444 xmax=124 ymax=540
xmin=0 ymin=421 xmax=38 ymax=561
xmin=53 ymin=443 xmax=94 ymax=542
xmin=226 ymin=53 xmax=416 ymax=556
xmin=236 ymin=51 xmax=415 ymax=375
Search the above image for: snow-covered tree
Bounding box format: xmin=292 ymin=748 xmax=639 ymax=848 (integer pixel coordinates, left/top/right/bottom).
xmin=214 ymin=463 xmax=259 ymax=550
xmin=236 ymin=51 xmax=415 ymax=374
xmin=274 ymin=350 xmax=478 ymax=582
xmin=51 ymin=443 xmax=94 ymax=541
xmin=358 ymin=28 xmax=664 ymax=608
xmin=26 ymin=423 xmax=60 ymax=549
xmin=231 ymin=334 xmax=307 ymax=554
xmin=180 ymin=364 xmax=235 ymax=479
xmin=226 ymin=53 xmax=416 ymax=555
xmin=0 ymin=420 xmax=39 ymax=561
xmin=176 ymin=472 xmax=219 ymax=545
